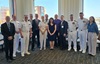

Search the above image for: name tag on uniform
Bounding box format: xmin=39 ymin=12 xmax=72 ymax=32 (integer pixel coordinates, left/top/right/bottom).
xmin=62 ymin=26 xmax=64 ymax=28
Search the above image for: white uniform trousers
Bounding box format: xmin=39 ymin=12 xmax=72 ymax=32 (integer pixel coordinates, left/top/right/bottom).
xmin=88 ymin=32 xmax=97 ymax=55
xmin=79 ymin=30 xmax=87 ymax=51
xmin=68 ymin=31 xmax=77 ymax=49
xmin=13 ymin=33 xmax=20 ymax=55
xmin=40 ymin=32 xmax=47 ymax=49
xmin=21 ymin=32 xmax=29 ymax=54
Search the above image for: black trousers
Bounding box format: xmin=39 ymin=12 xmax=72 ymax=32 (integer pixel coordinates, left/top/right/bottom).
xmin=59 ymin=35 xmax=66 ymax=50
xmin=4 ymin=39 xmax=13 ymax=60
xmin=55 ymin=31 xmax=58 ymax=47
xmin=32 ymin=30 xmax=40 ymax=50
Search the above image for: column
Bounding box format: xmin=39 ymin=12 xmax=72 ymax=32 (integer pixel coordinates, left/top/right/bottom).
xmin=9 ymin=0 xmax=35 ymax=21
xmin=58 ymin=0 xmax=83 ymax=20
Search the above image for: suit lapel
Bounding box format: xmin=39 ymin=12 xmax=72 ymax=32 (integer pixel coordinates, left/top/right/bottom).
xmin=5 ymin=23 xmax=9 ymax=31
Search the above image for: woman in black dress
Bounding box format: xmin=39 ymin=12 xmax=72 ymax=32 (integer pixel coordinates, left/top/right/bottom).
xmin=48 ymin=18 xmax=56 ymax=50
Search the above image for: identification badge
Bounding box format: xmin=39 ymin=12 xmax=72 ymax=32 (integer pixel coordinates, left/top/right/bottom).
xmin=62 ymin=26 xmax=64 ymax=28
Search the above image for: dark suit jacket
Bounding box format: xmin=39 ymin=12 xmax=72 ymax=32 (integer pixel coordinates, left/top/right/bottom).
xmin=1 ymin=22 xmax=15 ymax=39
xmin=32 ymin=19 xmax=40 ymax=32
xmin=59 ymin=20 xmax=68 ymax=35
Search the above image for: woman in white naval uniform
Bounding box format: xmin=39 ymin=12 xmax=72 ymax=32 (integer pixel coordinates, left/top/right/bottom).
xmin=19 ymin=15 xmax=32 ymax=57
xmin=11 ymin=15 xmax=20 ymax=57
xmin=68 ymin=14 xmax=77 ymax=52
xmin=39 ymin=16 xmax=48 ymax=50
xmin=77 ymin=12 xmax=88 ymax=53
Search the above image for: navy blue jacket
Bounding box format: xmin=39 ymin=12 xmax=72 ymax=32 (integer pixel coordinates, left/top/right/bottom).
xmin=59 ymin=20 xmax=68 ymax=35
xmin=32 ymin=19 xmax=40 ymax=32
xmin=1 ymin=22 xmax=15 ymax=39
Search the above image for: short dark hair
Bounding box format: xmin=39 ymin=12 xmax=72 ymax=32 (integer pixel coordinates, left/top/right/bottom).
xmin=80 ymin=12 xmax=83 ymax=14
xmin=70 ymin=14 xmax=73 ymax=16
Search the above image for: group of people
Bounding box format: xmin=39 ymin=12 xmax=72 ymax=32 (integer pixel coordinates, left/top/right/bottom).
xmin=1 ymin=12 xmax=99 ymax=62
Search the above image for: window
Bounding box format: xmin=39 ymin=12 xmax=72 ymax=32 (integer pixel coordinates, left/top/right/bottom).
xmin=34 ymin=0 xmax=58 ymax=19
xmin=84 ymin=0 xmax=100 ymax=30
xmin=0 ymin=0 xmax=10 ymax=24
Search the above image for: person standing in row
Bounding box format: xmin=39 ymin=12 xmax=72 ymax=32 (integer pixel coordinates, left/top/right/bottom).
xmin=29 ymin=14 xmax=34 ymax=51
xmin=11 ymin=15 xmax=21 ymax=57
xmin=29 ymin=14 xmax=33 ymax=24
xmin=1 ymin=16 xmax=15 ymax=62
xmin=68 ymin=14 xmax=77 ymax=52
xmin=39 ymin=16 xmax=48 ymax=50
xmin=77 ymin=12 xmax=88 ymax=53
xmin=45 ymin=14 xmax=49 ymax=47
xmin=87 ymin=16 xmax=99 ymax=56
xmin=54 ymin=14 xmax=61 ymax=47
xmin=59 ymin=15 xmax=68 ymax=50
xmin=32 ymin=14 xmax=40 ymax=49
xmin=20 ymin=15 xmax=32 ymax=57
xmin=48 ymin=18 xmax=56 ymax=50
xmin=45 ymin=14 xmax=49 ymax=23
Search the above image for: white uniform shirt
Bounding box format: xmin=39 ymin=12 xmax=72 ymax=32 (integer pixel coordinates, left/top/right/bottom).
xmin=29 ymin=19 xmax=33 ymax=24
xmin=20 ymin=21 xmax=32 ymax=32
xmin=77 ymin=18 xmax=88 ymax=31
xmin=39 ymin=21 xmax=48 ymax=32
xmin=68 ymin=20 xmax=77 ymax=32
xmin=12 ymin=21 xmax=20 ymax=32
xmin=45 ymin=19 xmax=49 ymax=24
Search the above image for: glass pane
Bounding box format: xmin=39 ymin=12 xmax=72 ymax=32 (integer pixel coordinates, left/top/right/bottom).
xmin=34 ymin=0 xmax=58 ymax=19
xmin=0 ymin=0 xmax=10 ymax=24
xmin=84 ymin=0 xmax=100 ymax=30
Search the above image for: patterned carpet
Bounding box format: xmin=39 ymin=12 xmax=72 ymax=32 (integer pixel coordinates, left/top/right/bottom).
xmin=0 ymin=48 xmax=100 ymax=64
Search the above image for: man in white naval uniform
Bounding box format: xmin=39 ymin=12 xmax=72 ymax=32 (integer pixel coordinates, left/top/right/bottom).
xmin=11 ymin=15 xmax=20 ymax=57
xmin=39 ymin=16 xmax=48 ymax=50
xmin=19 ymin=15 xmax=32 ymax=57
xmin=68 ymin=14 xmax=77 ymax=52
xmin=77 ymin=12 xmax=88 ymax=53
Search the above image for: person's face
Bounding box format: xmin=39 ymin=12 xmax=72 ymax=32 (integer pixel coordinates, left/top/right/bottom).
xmin=61 ymin=16 xmax=64 ymax=21
xmin=6 ymin=16 xmax=10 ymax=22
xmin=13 ymin=16 xmax=16 ymax=21
xmin=45 ymin=14 xmax=48 ymax=19
xmin=35 ymin=14 xmax=38 ymax=19
xmin=41 ymin=16 xmax=44 ymax=21
xmin=80 ymin=14 xmax=84 ymax=19
xmin=50 ymin=19 xmax=53 ymax=23
xmin=25 ymin=16 xmax=28 ymax=21
xmin=70 ymin=16 xmax=73 ymax=21
xmin=55 ymin=15 xmax=58 ymax=19
xmin=89 ymin=17 xmax=93 ymax=23
xmin=30 ymin=14 xmax=33 ymax=19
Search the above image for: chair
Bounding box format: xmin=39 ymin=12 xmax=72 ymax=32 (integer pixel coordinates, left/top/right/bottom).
xmin=0 ymin=34 xmax=4 ymax=51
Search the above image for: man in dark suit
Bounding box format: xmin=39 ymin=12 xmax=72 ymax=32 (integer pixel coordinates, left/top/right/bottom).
xmin=1 ymin=16 xmax=15 ymax=62
xmin=32 ymin=14 xmax=40 ymax=50
xmin=59 ymin=15 xmax=68 ymax=50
